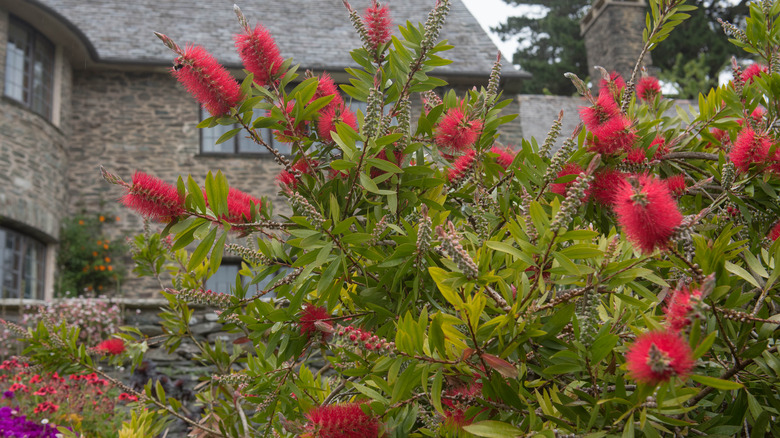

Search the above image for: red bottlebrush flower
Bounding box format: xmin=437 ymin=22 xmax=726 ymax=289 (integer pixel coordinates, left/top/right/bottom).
xmin=121 ymin=171 xmax=184 ymax=222
xmin=624 ymin=148 xmax=647 ymax=165
xmin=769 ymin=221 xmax=780 ymax=241
xmin=435 ymin=106 xmax=483 ymax=153
xmin=490 ymin=145 xmax=516 ymax=170
xmin=363 ymin=0 xmax=393 ymax=52
xmin=234 ymin=24 xmax=283 ymax=87
xmin=223 ymin=187 xmax=261 ymax=223
xmin=708 ymin=128 xmax=731 ymax=150
xmin=442 ymin=380 xmax=484 ymax=431
xmin=276 ymin=170 xmax=297 ymax=188
xmin=740 ymin=63 xmax=767 ymax=85
xmin=665 ymin=287 xmax=703 ymax=331
xmin=590 ymin=169 xmax=627 ymax=206
xmin=299 ymin=303 xmax=332 ymax=338
xmin=312 ymin=73 xmax=343 ymax=111
xmin=96 ymin=338 xmax=126 ymax=356
xmin=649 ymin=136 xmax=669 ymax=159
xmin=587 ymin=116 xmax=636 ymax=155
xmin=276 ymin=159 xmax=319 ymax=189
xmin=599 ymin=71 xmax=626 ymax=98
xmin=172 ymin=45 xmax=242 ymax=117
xmin=614 ymin=174 xmax=683 ymax=253
xmin=626 ymin=330 xmax=694 ymax=385
xmin=370 ymin=148 xmax=405 ymax=179
xmin=730 ymin=127 xmax=772 ymax=172
xmin=551 ymin=163 xmax=584 ymax=197
xmin=580 ymin=92 xmax=620 ymax=136
xmin=304 ymin=403 xmax=380 ymax=438
xmin=636 ymin=76 xmax=662 ymax=102
xmin=665 ymin=175 xmax=686 ymax=197
xmin=447 ymin=149 xmax=477 ymax=183
xmin=317 ymin=104 xmax=358 ymax=141
xmin=273 ymin=101 xmax=307 ymax=142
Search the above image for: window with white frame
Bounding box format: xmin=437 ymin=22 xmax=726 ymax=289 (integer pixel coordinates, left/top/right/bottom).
xmin=0 ymin=226 xmax=46 ymax=300
xmin=4 ymin=16 xmax=55 ymax=120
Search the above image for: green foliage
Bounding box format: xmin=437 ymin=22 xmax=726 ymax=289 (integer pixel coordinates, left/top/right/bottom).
xmin=8 ymin=1 xmax=780 ymax=437
xmin=55 ymin=212 xmax=128 ymax=297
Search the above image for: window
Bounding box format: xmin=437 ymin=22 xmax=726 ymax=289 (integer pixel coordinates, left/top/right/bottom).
xmin=0 ymin=226 xmax=46 ymax=299
xmin=4 ymin=16 xmax=55 ymax=119
xmin=205 ymin=260 xmax=291 ymax=300
xmin=200 ymin=109 xmax=292 ymax=155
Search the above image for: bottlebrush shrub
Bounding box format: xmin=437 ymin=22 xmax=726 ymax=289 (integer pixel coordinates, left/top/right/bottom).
xmin=8 ymin=1 xmax=780 ymax=437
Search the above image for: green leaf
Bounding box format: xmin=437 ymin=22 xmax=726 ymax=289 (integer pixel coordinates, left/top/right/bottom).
xmin=431 ymin=370 xmax=444 ymax=414
xmin=188 ymin=227 xmax=217 ymax=271
xmin=209 ymin=231 xmax=228 ymax=274
xmin=690 ymin=375 xmax=743 ymax=390
xmin=462 ymin=420 xmax=522 ymax=438
xmin=725 ymin=262 xmax=761 ymax=288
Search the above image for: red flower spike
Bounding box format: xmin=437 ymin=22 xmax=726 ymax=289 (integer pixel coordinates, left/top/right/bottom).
xmin=741 ymin=63 xmax=768 ymax=85
xmin=626 ymin=330 xmax=694 ymax=385
xmin=363 ymin=0 xmax=393 ymax=52
xmin=317 ymin=104 xmax=358 ymax=141
xmin=223 ymin=187 xmax=261 ymax=224
xmin=769 ymin=221 xmax=780 ymax=241
xmin=551 ymin=163 xmax=584 ymax=197
xmin=447 ymin=149 xmax=477 ymax=183
xmin=299 ymin=304 xmax=332 ymax=338
xmin=442 ymin=380 xmax=484 ymax=431
xmin=590 ymin=169 xmax=627 ymax=206
xmin=121 ymin=171 xmax=184 ymax=222
xmin=636 ymin=76 xmax=662 ymax=101
xmin=730 ymin=127 xmax=772 ymax=172
xmin=234 ymin=24 xmax=284 ymax=87
xmin=312 ymin=73 xmax=343 ymax=111
xmin=304 ymin=403 xmax=381 ymax=438
xmin=580 ymin=92 xmax=620 ymax=136
xmin=96 ymin=338 xmax=126 ymax=355
xmin=599 ymin=71 xmax=626 ymax=98
xmin=664 ymin=175 xmax=686 ymax=197
xmin=649 ymin=136 xmax=669 ymax=159
xmin=614 ymin=174 xmax=683 ymax=253
xmin=435 ymin=106 xmax=483 ymax=153
xmin=490 ymin=145 xmax=516 ymax=170
xmin=665 ymin=287 xmax=703 ymax=331
xmin=172 ymin=45 xmax=242 ymax=117
xmin=625 ymin=147 xmax=647 ymax=165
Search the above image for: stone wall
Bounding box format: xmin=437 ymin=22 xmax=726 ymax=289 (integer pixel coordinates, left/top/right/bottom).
xmin=581 ymin=0 xmax=650 ymax=86
xmin=517 ymin=95 xmax=585 ymax=152
xmin=0 ymin=10 xmax=71 ymax=241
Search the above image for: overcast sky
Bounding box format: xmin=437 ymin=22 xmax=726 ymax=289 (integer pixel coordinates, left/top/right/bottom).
xmin=459 ymin=0 xmax=545 ymax=62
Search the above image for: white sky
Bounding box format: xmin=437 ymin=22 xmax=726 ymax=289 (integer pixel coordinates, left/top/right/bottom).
xmin=459 ymin=0 xmax=545 ymax=62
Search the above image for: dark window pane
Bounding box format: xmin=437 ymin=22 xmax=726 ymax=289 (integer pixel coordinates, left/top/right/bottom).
xmin=201 ymin=122 xmax=235 ymax=154
xmin=4 ymin=20 xmax=29 ymax=102
xmin=4 ymin=17 xmax=54 ymax=120
xmin=0 ymin=226 xmax=46 ymax=299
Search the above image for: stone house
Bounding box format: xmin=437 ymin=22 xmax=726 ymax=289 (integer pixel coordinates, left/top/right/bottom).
xmin=0 ymin=0 xmax=530 ymax=300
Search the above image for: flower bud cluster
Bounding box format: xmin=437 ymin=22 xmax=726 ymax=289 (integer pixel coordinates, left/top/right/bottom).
xmin=422 ymin=90 xmax=443 ymax=112
xmin=368 ymin=215 xmax=391 ymax=246
xmin=343 ymin=1 xmax=371 ymax=53
xmin=520 ymin=187 xmax=538 ymax=242
xmin=396 ymin=97 xmax=412 ymax=147
xmin=436 ymin=221 xmax=479 ymax=280
xmin=171 ymin=288 xmax=232 ymax=308
xmin=422 ymin=0 xmax=451 ymax=49
xmin=225 ymin=243 xmax=272 ymax=266
xmin=543 ymin=137 xmax=576 ymax=186
xmin=333 ymin=325 xmax=395 ymax=354
xmin=601 ymin=234 xmax=621 ymax=271
xmin=718 ymin=18 xmax=748 ymax=44
xmin=288 ymin=191 xmax=325 ymax=230
xmin=550 ymin=173 xmax=593 ymax=232
xmin=721 ymin=161 xmax=736 ymax=190
xmin=486 ymin=53 xmax=502 ymax=100
xmin=415 ymin=206 xmax=433 ymax=267
xmin=363 ymin=83 xmax=383 ymax=138
xmin=0 ymin=319 xmax=31 ymax=340
xmin=539 ymin=112 xmax=564 ymax=157
xmin=212 ymin=372 xmax=251 ymax=386
xmin=576 ymin=288 xmax=600 ymax=348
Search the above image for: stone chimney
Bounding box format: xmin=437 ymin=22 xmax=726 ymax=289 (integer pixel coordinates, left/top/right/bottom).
xmin=581 ymin=0 xmax=651 ymax=84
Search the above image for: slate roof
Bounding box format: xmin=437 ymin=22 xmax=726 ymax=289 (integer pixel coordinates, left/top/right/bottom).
xmin=30 ymin=0 xmax=528 ymax=80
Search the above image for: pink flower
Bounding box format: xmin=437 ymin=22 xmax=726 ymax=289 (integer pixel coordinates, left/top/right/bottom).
xmin=447 ymin=149 xmax=477 ymax=183
xmin=636 ymin=76 xmax=662 ymax=101
xmin=613 ymin=174 xmax=683 ymax=253
xmin=435 ymin=106 xmax=483 ymax=153
xmin=312 ymin=73 xmax=343 ymax=111
xmin=740 ymin=63 xmax=767 ymax=85
xmin=317 ymin=104 xmax=358 ymax=141
xmin=665 ymin=287 xmax=703 ymax=331
xmin=769 ymin=221 xmax=780 ymax=241
xmin=234 ymin=24 xmax=283 ymax=87
xmin=624 ymin=148 xmax=647 ymax=164
xmin=730 ymin=127 xmax=772 ymax=172
xmin=96 ymin=338 xmax=126 ymax=355
xmin=590 ymin=169 xmax=627 ymax=206
xmin=121 ymin=171 xmax=184 ymax=222
xmin=223 ymin=187 xmax=261 ymax=223
xmin=34 ymin=401 xmax=59 ymax=414
xmin=490 ymin=146 xmax=516 ymax=170
xmin=626 ymin=330 xmax=694 ymax=385
xmin=363 ymin=0 xmax=393 ymax=51
xmin=587 ymin=116 xmax=636 ymax=155
xmin=299 ymin=304 xmax=332 ymax=338
xmin=580 ymin=92 xmax=620 ymax=136
xmin=664 ymin=175 xmax=686 ymax=197
xmin=118 ymin=392 xmax=139 ymax=402
xmin=304 ymin=403 xmax=381 ymax=438
xmin=172 ymin=45 xmax=242 ymax=116
xmin=551 ymin=163 xmax=584 ymax=197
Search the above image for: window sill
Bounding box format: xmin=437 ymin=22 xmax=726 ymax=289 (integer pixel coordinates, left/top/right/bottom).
xmin=194 ymin=153 xmax=288 ymax=159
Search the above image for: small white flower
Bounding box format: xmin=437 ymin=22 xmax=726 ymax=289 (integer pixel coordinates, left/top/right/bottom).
xmin=41 ymin=419 xmax=49 ymax=424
